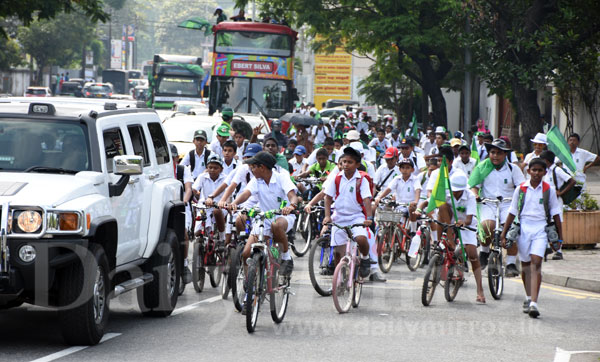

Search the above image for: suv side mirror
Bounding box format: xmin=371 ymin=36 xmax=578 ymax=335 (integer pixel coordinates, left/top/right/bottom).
xmin=113 ymin=155 xmax=143 ymax=175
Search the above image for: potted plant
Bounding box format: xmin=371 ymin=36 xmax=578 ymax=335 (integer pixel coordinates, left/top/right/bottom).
xmin=563 ymin=192 xmax=600 ymax=246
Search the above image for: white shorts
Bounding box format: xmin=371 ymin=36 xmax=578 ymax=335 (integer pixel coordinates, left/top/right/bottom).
xmin=479 ymin=203 xmax=511 ymax=224
xmin=331 ymin=214 xmax=369 ymax=247
xmin=185 ymin=206 xmax=192 ymax=230
xmin=250 ymin=214 xmax=295 ymax=237
xmin=457 ymin=228 xmax=477 ymax=246
xmin=194 ymin=208 xmax=227 ymax=233
xmin=517 ymin=219 xmax=547 ymax=262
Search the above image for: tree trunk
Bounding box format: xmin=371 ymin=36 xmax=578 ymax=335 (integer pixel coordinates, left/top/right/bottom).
xmin=428 ymin=86 xmax=448 ymax=128
xmin=421 ymin=86 xmax=429 ymax=127
xmin=512 ymin=84 xmax=541 ymax=153
xmin=81 ymin=42 xmax=87 ymax=79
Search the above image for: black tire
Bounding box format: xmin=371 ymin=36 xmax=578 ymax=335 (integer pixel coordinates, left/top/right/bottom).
xmin=209 ymin=263 xmax=222 ymax=288
xmin=192 ymin=241 xmax=205 ymax=293
xmin=246 ymin=253 xmax=263 ymax=333
xmin=352 ymin=279 xmax=362 ymax=308
xmin=231 ymin=244 xmax=246 ymax=312
xmin=137 ymin=229 xmax=181 ymax=317
xmin=292 ymin=214 xmax=311 ymax=257
xmin=58 ymin=243 xmax=110 ymax=345
xmin=178 ymin=276 xmax=186 ymax=296
xmin=488 ymin=251 xmax=504 ymax=300
xmin=307 ymin=236 xmax=333 ymax=296
xmin=378 ymin=227 xmax=395 ymax=273
xmin=270 ymin=262 xmax=289 ymax=323
xmin=221 ymin=248 xmax=231 ymax=299
xmin=421 ymin=253 xmax=441 ymax=306
xmin=444 ymin=265 xmax=462 ymax=302
xmin=332 ymin=259 xmax=353 ymax=313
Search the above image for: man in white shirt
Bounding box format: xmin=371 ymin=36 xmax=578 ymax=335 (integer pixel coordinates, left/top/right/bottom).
xmin=374 ymin=147 xmax=400 ymax=192
xmin=420 ymin=130 xmax=435 ymax=155
xmin=568 ymin=133 xmax=599 ymax=188
xmin=389 ymin=128 xmax=402 ymax=148
xmin=398 ymin=138 xmax=426 ymax=176
xmin=311 ymin=120 xmax=330 ymax=145
xmin=452 ymin=144 xmax=477 ymax=177
xmin=181 ymin=129 xmax=211 ymax=179
xmin=290 ymin=145 xmax=308 ymax=176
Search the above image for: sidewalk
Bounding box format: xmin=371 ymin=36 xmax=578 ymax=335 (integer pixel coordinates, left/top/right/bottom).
xmin=541 ymin=166 xmax=600 ymax=293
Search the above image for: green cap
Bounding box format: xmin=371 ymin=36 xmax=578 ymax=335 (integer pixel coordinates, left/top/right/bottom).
xmin=216 ymin=125 xmax=230 ymax=137
xmin=222 ymin=107 xmax=234 ymax=118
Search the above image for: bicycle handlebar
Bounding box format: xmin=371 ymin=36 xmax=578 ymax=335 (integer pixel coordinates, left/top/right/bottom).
xmin=479 ymin=197 xmax=512 ymax=205
xmin=429 ymin=218 xmax=477 ymax=232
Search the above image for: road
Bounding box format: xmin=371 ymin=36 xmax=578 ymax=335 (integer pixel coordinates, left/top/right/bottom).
xmin=1 ymin=255 xmax=599 ymax=362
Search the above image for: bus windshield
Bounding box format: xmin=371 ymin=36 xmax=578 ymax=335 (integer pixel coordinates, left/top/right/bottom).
xmin=215 ymin=31 xmax=291 ymax=57
xmin=210 ymin=77 xmax=289 ymax=119
xmin=156 ymin=77 xmax=201 ymax=97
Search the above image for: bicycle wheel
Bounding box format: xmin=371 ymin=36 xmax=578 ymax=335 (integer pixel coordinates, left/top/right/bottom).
xmin=292 ymin=214 xmax=311 ymax=257
xmin=270 ymin=262 xmax=290 ymax=323
xmin=487 ymin=251 xmax=504 ymax=299
xmin=209 ymin=253 xmax=223 ymax=288
xmin=406 ymin=233 xmax=423 ymax=272
xmin=231 ymin=244 xmax=245 ymax=312
xmin=444 ymin=264 xmax=462 ymax=302
xmin=332 ymin=259 xmax=353 ymax=313
xmin=377 ymin=227 xmax=395 ymax=273
xmin=352 ymin=277 xmax=362 ymax=308
xmin=192 ymin=241 xmax=205 ymax=293
xmin=308 ymin=236 xmax=333 ymax=296
xmin=421 ymin=253 xmax=441 ymax=306
xmin=246 ymin=253 xmax=263 ymax=333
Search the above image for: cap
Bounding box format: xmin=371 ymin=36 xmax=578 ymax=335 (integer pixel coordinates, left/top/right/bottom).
xmin=349 ymin=141 xmax=364 ymax=154
xmin=435 ymin=126 xmax=446 ymax=134
xmin=450 ymin=138 xmax=462 ymax=147
xmin=450 ymin=173 xmax=468 ymax=191
xmin=214 ymin=6 xmax=223 ymax=14
xmin=392 ymin=128 xmax=401 ymax=135
xmin=484 ymin=138 xmax=511 ymax=152
xmin=221 ymin=107 xmax=234 ymax=119
xmin=216 ymin=125 xmax=230 ymax=137
xmin=169 ymin=143 xmax=178 ymax=158
xmin=194 ymin=129 xmax=207 ymax=140
xmin=454 ymin=131 xmax=464 ymax=139
xmin=293 ymin=145 xmax=307 ymax=155
xmin=383 ymin=147 xmax=399 ymax=159
xmin=206 ymin=154 xmax=223 ymax=167
xmin=318 ymin=119 xmax=324 ymax=125
xmin=343 ymin=145 xmax=362 ymax=161
xmin=272 ymin=119 xmax=282 ymax=127
xmin=398 ymin=158 xmax=414 ymax=168
xmin=530 ymin=133 xmax=547 ymax=145
xmin=244 ymin=151 xmax=277 ymax=169
xmin=399 ymin=138 xmax=414 ymax=148
xmin=243 ymin=143 xmax=262 ymax=157
xmin=458 ymin=144 xmax=470 ymax=153
xmin=346 ymin=129 xmax=360 ymax=141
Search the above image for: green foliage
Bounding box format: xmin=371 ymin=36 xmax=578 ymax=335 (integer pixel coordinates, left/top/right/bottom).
xmin=0 ymin=36 xmax=22 ymax=70
xmin=567 ymin=191 xmax=599 ymax=211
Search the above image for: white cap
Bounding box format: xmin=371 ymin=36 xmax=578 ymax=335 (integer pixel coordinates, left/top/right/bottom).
xmin=349 ymin=141 xmax=364 ymax=154
xmin=530 ymin=133 xmax=547 ymax=145
xmin=346 ymin=129 xmax=360 ymax=141
xmin=450 ymin=173 xmax=468 ymax=191
xmin=435 ymin=126 xmax=446 ymax=134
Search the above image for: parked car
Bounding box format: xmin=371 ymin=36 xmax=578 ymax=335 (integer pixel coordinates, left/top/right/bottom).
xmin=82 ymin=83 xmax=113 ymax=98
xmin=0 ymin=98 xmax=184 ymax=346
xmin=59 ymin=81 xmax=83 ymax=97
xmin=24 ymin=87 xmax=52 ymax=97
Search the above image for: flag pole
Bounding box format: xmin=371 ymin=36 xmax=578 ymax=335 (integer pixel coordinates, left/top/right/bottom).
xmin=444 ymin=156 xmax=467 ymax=263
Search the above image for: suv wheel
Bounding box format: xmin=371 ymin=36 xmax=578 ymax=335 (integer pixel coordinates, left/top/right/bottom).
xmin=58 ymin=243 xmax=110 ymax=345
xmin=138 ymin=229 xmax=181 ymax=317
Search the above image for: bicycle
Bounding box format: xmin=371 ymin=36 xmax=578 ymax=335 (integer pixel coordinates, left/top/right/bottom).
xmin=244 ymin=208 xmax=294 ymax=333
xmin=479 ymin=197 xmax=512 ymax=300
xmin=307 ymin=206 xmax=333 ymax=297
xmin=291 ymin=176 xmax=322 ymax=257
xmin=327 ymin=222 xmax=369 ymax=313
xmin=191 ymin=203 xmax=227 ymax=293
xmin=229 ymin=208 xmax=253 ymax=312
xmin=421 ymin=219 xmax=476 ymax=306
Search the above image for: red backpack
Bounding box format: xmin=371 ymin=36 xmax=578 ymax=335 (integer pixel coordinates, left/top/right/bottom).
xmin=334 ymin=170 xmax=374 ymax=218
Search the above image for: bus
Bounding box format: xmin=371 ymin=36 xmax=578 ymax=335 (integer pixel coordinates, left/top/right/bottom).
xmin=209 ymin=22 xmax=298 ymax=119
xmin=148 ymin=54 xmax=204 ymax=109
xmin=102 ymin=69 xmax=129 ymax=95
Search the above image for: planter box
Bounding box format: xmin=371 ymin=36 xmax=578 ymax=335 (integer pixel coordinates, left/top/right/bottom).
xmin=563 ymin=210 xmax=600 ymax=245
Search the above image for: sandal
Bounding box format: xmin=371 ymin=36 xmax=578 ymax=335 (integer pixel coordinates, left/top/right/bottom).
xmin=476 ymin=295 xmax=486 ymax=304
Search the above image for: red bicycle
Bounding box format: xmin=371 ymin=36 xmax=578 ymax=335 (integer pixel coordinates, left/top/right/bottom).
xmin=191 ymin=203 xmax=226 ymax=293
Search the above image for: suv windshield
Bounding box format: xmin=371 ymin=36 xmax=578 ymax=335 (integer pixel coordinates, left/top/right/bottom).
xmin=0 ymin=119 xmax=90 ymax=172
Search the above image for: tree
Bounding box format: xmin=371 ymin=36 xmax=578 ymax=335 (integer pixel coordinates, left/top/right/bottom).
xmin=0 ymin=36 xmax=22 ymax=70
xmin=1 ymin=0 xmax=108 ymax=36
xmin=464 ymin=0 xmax=600 ymax=151
xmin=237 ymin=0 xmax=462 ymax=128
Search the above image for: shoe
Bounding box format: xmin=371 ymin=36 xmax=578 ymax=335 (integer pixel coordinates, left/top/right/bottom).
xmin=359 ymin=258 xmax=371 ymax=278
xmin=552 ymin=252 xmax=563 ymax=260
xmin=528 ymin=304 xmax=540 ymax=318
xmin=479 ymin=251 xmax=490 ymax=271
xmin=182 ymin=265 xmax=192 ymax=284
xmin=320 ymin=264 xmax=334 ymax=276
xmin=281 ymin=258 xmax=294 ymax=277
xmin=505 ymin=263 xmax=519 ymax=277
xmin=522 ymin=299 xmax=531 ymax=314
xmin=369 ymin=270 xmax=387 ymax=282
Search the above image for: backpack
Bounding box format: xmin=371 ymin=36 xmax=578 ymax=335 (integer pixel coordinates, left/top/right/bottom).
xmin=516 ymin=181 xmax=551 ymax=223
xmin=175 ymin=164 xmax=185 ymax=200
xmin=189 ymin=148 xmax=211 ymax=174
xmin=334 ymin=170 xmax=374 ymax=218
xmin=552 ymin=166 xmax=582 ymax=205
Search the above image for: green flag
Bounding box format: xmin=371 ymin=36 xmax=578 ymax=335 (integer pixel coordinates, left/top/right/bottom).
xmin=411 ymin=112 xmax=419 ymax=139
xmin=546 ymin=126 xmax=577 ymax=172
xmin=468 ymin=158 xmax=496 ymax=188
xmin=426 ymin=156 xmax=449 ymax=213
xmin=471 ymin=135 xmax=480 ymax=164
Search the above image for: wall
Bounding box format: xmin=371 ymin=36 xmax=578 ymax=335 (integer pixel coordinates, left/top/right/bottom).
xmin=0 ymin=70 xmax=32 ymax=96
xmin=442 ymin=89 xmax=461 ymax=134
xmin=553 ymin=88 xmax=600 ymax=153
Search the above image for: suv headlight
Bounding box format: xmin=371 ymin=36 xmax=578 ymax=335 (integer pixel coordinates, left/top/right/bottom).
xmin=47 ymin=212 xmax=81 ymax=232
xmin=16 ymin=210 xmax=43 ymax=233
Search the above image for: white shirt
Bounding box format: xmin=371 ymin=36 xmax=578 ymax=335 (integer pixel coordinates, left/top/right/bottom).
xmin=421 ymin=139 xmax=435 ymax=156
xmin=544 ymin=164 xmax=572 ymax=209
xmin=374 ymin=164 xmax=400 ymax=190
xmin=452 ymin=157 xmax=477 ymax=177
xmin=428 ymin=145 xmax=440 ymax=157
xmin=356 ymin=121 xmax=368 ymax=134
xmin=571 ymin=147 xmax=597 ymax=184
xmin=324 ymin=169 xmax=372 ymax=217
xmin=452 ymin=190 xmax=477 ymax=227
xmin=477 ymin=144 xmax=488 ymax=160
xmin=290 ymin=157 xmax=308 ymax=176
xmin=222 ymin=158 xmax=238 ymax=176
xmin=311 ymin=126 xmax=329 ymax=145
xmin=388 ymin=174 xmax=421 ymax=204
xmin=179 ymin=165 xmax=193 ymax=185
xmin=389 ymin=136 xmax=402 ymax=148
xmin=474 ymin=162 xmax=526 ymax=199
xmin=368 ymin=138 xmax=390 ymax=152
xmin=209 ymin=138 xmax=224 ymax=157
xmin=235 ymin=141 xmax=249 ymax=160
xmin=181 ymin=147 xmax=208 ymax=179
xmin=399 ymin=152 xmax=426 ymax=176
xmin=246 ymin=170 xmax=297 ymax=211
xmin=306 ymin=148 xmax=338 ymax=166
xmin=192 ymin=172 xmax=227 ymax=202
xmin=508 ymin=180 xmax=561 ymax=222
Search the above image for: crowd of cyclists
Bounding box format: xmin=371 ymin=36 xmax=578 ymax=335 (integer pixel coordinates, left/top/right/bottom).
xmin=170 ymin=105 xmax=599 ymax=326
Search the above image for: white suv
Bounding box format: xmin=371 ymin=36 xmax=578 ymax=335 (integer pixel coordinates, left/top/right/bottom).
xmin=0 ymin=99 xmax=185 ymax=345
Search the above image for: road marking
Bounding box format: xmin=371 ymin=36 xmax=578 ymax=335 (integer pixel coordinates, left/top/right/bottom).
xmin=30 ymin=333 xmax=121 ymax=362
xmin=553 ymin=347 xmax=600 ymax=362
xmin=171 ymin=295 xmax=221 ymax=316
xmin=506 ymin=279 xmax=600 ymax=300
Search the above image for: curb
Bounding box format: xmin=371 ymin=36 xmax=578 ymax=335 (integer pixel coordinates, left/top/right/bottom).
xmin=542 ymin=272 xmax=600 ymax=294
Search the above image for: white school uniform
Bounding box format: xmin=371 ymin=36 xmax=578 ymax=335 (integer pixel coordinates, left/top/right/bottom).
xmin=452 ymin=157 xmax=477 ymax=177
xmin=399 ymin=152 xmax=426 ymax=176
xmin=290 ymin=157 xmax=308 ymax=177
xmin=180 ymin=165 xmax=194 ymax=229
xmin=246 ymin=170 xmax=297 ymax=237
xmin=544 ymin=164 xmax=572 ymax=220
xmin=451 ymin=190 xmax=478 ymax=246
xmin=474 ymin=162 xmax=525 ymax=223
xmin=192 ymin=172 xmax=227 ymax=232
xmin=388 ymin=174 xmax=421 ymax=204
xmin=374 ymin=164 xmax=400 ymax=190
xmin=570 ymin=147 xmax=597 ymax=186
xmin=368 ymin=138 xmax=391 ymax=152
xmin=508 ymin=181 xmax=561 ymax=262
xmin=181 ymin=148 xmax=208 ymax=179
xmin=324 ymin=170 xmax=371 ymax=246
xmin=222 ymin=158 xmax=238 ymax=176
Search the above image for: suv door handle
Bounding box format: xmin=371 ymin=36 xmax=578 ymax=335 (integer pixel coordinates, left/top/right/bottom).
xmin=148 ymin=173 xmax=160 ymax=180
xmin=128 ymin=178 xmax=139 ymax=185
